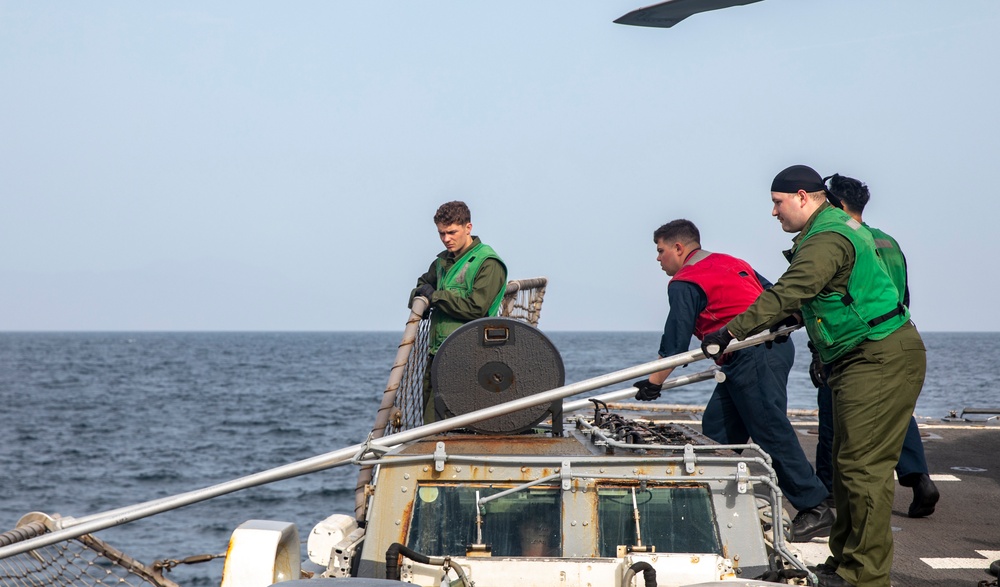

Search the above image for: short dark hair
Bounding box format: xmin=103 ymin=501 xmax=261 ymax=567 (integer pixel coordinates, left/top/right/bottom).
xmin=825 ymin=174 xmax=870 ymax=214
xmin=434 ymin=201 xmax=471 ymax=226
xmin=653 ymin=219 xmax=701 ymax=245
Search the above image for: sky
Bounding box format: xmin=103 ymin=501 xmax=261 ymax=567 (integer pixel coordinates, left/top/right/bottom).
xmin=1 ymin=0 xmax=998 ymax=332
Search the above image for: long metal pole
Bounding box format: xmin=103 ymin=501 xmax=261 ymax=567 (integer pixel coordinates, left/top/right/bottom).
xmin=0 ymin=326 xmax=795 ymax=559
xmin=561 ymin=367 xmax=722 ymax=413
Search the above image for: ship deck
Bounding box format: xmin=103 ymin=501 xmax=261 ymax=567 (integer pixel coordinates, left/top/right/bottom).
xmin=797 ymin=419 xmax=1000 ymax=587
xmin=631 ymin=405 xmax=1000 ymax=586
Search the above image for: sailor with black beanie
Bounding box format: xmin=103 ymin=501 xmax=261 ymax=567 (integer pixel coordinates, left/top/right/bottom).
xmin=701 ymin=165 xmax=926 ymax=587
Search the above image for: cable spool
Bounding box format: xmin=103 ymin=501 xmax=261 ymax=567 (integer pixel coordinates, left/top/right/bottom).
xmin=431 ymin=317 xmax=565 ymax=434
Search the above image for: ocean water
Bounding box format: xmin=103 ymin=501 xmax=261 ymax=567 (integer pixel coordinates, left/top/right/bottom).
xmin=0 ymin=330 xmax=994 ymax=585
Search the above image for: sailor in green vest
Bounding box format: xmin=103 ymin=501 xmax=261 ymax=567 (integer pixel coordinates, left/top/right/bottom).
xmin=701 ymin=165 xmax=926 ymax=587
xmin=409 ymin=201 xmax=507 ymax=424
xmin=810 ymin=174 xmax=939 ymax=519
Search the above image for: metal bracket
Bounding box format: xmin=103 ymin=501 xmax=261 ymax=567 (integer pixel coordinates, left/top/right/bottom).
xmin=561 ymin=461 xmax=573 ymax=490
xmin=440 ymin=557 xmax=452 ymax=584
xmin=350 ymin=432 xmax=375 ymax=465
xmin=684 ymin=443 xmax=696 ymax=474
xmin=350 ymin=431 xmax=391 ymax=464
xmin=736 ymin=461 xmax=749 ymax=494
xmin=434 ymin=441 xmax=448 ymax=472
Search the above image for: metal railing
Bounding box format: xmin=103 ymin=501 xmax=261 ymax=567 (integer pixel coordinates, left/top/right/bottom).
xmin=0 ymin=515 xmax=180 ymax=587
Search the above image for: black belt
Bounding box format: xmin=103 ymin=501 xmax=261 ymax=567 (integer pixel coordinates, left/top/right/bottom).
xmin=867 ymin=304 xmax=905 ymax=328
xmin=839 ymin=294 xmax=905 ymax=328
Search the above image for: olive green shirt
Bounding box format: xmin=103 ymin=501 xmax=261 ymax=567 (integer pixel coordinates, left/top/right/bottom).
xmin=410 ymin=236 xmax=507 ymax=322
xmin=727 ymin=202 xmax=856 ymax=340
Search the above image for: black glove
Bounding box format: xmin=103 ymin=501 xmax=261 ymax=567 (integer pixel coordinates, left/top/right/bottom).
xmin=408 ymin=284 xmax=436 ymax=317
xmin=807 ymin=341 xmax=827 ymax=388
xmin=416 ymin=284 xmax=435 ymax=300
xmin=409 ymin=284 xmax=435 ymax=307
xmin=633 ymin=379 xmax=662 ymax=401
xmin=765 ymin=312 xmax=802 ymax=348
xmin=700 ymin=327 xmax=733 ymax=360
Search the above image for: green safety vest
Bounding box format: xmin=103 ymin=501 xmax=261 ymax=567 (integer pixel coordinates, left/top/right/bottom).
xmin=429 ymin=242 xmax=506 ymax=354
xmin=868 ymin=225 xmax=907 ymax=305
xmin=798 ymin=207 xmax=909 ymax=363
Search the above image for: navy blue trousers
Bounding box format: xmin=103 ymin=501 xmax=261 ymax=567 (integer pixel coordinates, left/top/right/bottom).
xmin=701 ymin=341 xmax=829 ymax=511
xmin=816 ymin=374 xmax=928 ymax=492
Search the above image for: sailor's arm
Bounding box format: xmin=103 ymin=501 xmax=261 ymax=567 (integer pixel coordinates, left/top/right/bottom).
xmin=727 ymin=233 xmax=853 ymax=340
xmin=649 ymin=281 xmax=704 ymax=385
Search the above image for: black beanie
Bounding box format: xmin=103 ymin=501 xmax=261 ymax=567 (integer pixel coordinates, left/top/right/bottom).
xmin=771 ymin=165 xmax=825 ymax=193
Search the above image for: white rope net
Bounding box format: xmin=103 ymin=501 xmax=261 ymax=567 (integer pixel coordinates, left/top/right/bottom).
xmin=0 ymin=520 xmax=180 ymax=587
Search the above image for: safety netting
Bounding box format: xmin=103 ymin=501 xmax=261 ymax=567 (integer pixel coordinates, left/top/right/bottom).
xmin=0 ymin=518 xmax=179 ymax=587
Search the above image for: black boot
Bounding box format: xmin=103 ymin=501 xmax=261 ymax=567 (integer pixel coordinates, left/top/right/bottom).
xmin=816 ymin=570 xmax=856 ymax=586
xmin=905 ymin=473 xmax=940 ymax=518
xmin=790 ymin=498 xmax=835 ymax=542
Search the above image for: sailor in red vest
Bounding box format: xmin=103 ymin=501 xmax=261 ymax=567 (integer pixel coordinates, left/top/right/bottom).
xmin=634 ymin=219 xmax=833 ymax=541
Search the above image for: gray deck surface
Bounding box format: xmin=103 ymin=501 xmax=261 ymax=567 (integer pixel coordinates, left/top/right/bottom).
xmin=801 ymin=421 xmax=1000 ymax=587
xmin=755 ymin=418 xmax=998 ymax=586
xmin=634 ymin=404 xmax=1000 ymax=586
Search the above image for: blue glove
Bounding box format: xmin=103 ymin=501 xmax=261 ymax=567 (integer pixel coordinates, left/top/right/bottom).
xmin=701 ymin=327 xmax=733 ymax=360
xmin=633 ymin=379 xmax=662 ymax=401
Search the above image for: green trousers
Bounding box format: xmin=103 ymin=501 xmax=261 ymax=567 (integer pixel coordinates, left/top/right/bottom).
xmin=825 ymin=321 xmax=926 ymax=587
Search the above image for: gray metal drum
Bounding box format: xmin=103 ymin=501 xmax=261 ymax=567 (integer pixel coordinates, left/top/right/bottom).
xmin=431 ymin=317 xmax=565 ymax=434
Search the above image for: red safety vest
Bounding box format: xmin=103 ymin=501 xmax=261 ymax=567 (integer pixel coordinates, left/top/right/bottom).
xmin=671 ymin=251 xmax=764 ymax=340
